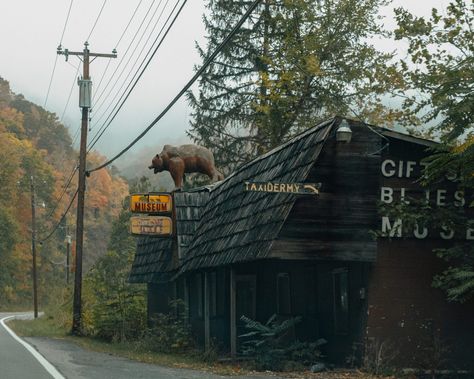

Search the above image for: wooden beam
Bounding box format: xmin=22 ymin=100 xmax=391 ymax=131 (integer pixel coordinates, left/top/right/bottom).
xmin=230 ymin=267 xmax=237 ymax=358
xmin=204 ymin=272 xmax=210 ymax=351
xmin=183 ymin=276 xmax=189 ymax=323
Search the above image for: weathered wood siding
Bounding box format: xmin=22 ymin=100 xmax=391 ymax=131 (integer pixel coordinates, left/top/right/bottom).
xmin=273 ymin=121 xmax=381 ymax=262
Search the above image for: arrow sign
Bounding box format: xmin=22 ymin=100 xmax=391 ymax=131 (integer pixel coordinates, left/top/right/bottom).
xmin=244 ymin=182 xmax=321 ymax=195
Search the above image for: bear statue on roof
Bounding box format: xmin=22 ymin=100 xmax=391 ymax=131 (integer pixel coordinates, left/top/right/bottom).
xmin=149 ymin=144 xmax=224 ymax=189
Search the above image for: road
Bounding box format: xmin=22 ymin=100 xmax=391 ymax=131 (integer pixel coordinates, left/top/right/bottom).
xmin=0 ymin=312 xmax=62 ymax=379
xmin=0 ymin=312 xmax=283 ymax=379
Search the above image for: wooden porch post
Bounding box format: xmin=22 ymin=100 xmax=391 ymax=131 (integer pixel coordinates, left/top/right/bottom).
xmin=204 ymin=271 xmax=210 ymax=350
xmin=183 ymin=276 xmax=189 ymax=323
xmin=230 ymin=267 xmax=237 ymax=358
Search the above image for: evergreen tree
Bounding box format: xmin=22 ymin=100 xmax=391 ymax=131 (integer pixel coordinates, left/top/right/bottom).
xmin=188 ymin=0 xmax=395 ymax=173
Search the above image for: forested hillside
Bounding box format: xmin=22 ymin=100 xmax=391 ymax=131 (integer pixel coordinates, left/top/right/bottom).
xmin=0 ymin=76 xmax=128 ymax=308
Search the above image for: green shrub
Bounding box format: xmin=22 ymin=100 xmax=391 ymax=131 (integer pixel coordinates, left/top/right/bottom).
xmin=136 ymin=300 xmax=193 ymax=354
xmin=239 ymin=314 xmax=325 ymax=371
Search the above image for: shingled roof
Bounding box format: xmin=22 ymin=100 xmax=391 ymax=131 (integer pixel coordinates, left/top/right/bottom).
xmin=178 ymin=118 xmax=335 ymax=274
xmin=175 ymin=189 xmax=210 ymax=260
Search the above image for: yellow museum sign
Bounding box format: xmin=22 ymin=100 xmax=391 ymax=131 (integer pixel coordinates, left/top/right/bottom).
xmin=130 ymin=193 xmax=172 ymax=214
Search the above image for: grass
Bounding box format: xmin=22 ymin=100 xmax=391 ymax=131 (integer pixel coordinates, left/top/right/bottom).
xmin=7 ymin=315 xmax=253 ymax=376
xmin=8 ymin=316 xmax=401 ymax=378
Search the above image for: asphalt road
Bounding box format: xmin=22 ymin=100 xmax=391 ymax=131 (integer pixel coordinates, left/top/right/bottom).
xmin=0 ymin=312 xmax=60 ymax=379
xmin=0 ymin=312 xmax=283 ymax=379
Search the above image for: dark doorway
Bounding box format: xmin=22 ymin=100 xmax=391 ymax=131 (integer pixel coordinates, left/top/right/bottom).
xmin=235 ymin=275 xmax=256 ymax=350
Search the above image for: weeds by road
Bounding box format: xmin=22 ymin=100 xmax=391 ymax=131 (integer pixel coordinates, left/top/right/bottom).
xmin=9 ymin=316 xmax=398 ymax=379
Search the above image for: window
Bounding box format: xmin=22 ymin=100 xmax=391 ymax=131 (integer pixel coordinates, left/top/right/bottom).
xmin=277 ymin=273 xmax=291 ymax=315
xmin=333 ymin=268 xmax=349 ymax=335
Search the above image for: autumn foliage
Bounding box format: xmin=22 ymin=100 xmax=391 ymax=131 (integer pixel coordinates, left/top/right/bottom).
xmin=0 ymin=77 xmax=128 ymax=308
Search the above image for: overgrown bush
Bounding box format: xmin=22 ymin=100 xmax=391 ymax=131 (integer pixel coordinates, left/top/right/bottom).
xmin=85 ymin=250 xmax=146 ymax=342
xmin=136 ymin=300 xmax=193 ymax=354
xmin=239 ymin=314 xmax=326 ymax=371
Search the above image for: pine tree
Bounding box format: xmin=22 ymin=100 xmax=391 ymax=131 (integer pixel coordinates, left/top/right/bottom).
xmin=187 ymin=0 xmax=395 ymax=173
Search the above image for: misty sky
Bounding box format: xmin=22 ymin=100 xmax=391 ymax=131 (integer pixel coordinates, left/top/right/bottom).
xmin=0 ymin=0 xmax=447 ymax=169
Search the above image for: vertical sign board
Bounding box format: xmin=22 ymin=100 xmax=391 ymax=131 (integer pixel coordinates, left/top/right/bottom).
xmin=130 ymin=193 xmax=173 ymax=214
xmin=130 ymin=216 xmax=173 ymax=236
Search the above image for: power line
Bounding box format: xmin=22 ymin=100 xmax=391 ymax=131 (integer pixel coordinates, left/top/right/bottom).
xmin=43 ymin=0 xmax=75 ymax=108
xmin=90 ymin=0 xmax=168 ymax=125
xmin=39 ymin=188 xmax=78 ymax=244
xmin=60 ymin=64 xmax=81 ymax=123
xmin=88 ymin=0 xmax=180 ymax=149
xmin=60 ymin=0 xmax=75 ymax=45
xmin=87 ymin=0 xmax=108 ymax=42
xmin=88 ymin=0 xmax=261 ymax=173
xmin=91 ymin=0 xmax=158 ymax=109
xmin=115 ymin=0 xmax=145 ymax=49
xmin=46 ymin=164 xmax=78 ymax=219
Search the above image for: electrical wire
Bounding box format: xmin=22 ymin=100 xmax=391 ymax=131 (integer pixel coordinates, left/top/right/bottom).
xmin=46 ymin=164 xmax=78 ymax=219
xmin=92 ymin=0 xmax=145 ymax=103
xmin=60 ymin=0 xmax=75 ymax=45
xmin=88 ymin=0 xmax=179 ymax=148
xmin=115 ymin=0 xmax=145 ymax=49
xmin=87 ymin=0 xmax=108 ymax=42
xmin=91 ymin=0 xmax=167 ymax=121
xmin=88 ymin=0 xmax=261 ymax=173
xmin=39 ymin=188 xmax=78 ymax=244
xmin=92 ymin=0 xmax=158 ymax=110
xmin=43 ymin=0 xmax=75 ymax=108
xmin=60 ymin=64 xmax=81 ymax=123
xmin=91 ymin=0 xmax=168 ymax=123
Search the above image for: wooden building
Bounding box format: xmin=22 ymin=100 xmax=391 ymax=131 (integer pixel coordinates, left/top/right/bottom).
xmin=129 ymin=117 xmax=474 ymax=369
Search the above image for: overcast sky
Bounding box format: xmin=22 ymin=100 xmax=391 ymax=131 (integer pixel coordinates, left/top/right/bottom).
xmin=0 ymin=0 xmax=447 ymax=168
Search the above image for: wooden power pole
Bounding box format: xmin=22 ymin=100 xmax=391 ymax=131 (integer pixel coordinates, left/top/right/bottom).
xmin=30 ymin=175 xmax=39 ymax=319
xmin=58 ymin=42 xmax=116 ymax=335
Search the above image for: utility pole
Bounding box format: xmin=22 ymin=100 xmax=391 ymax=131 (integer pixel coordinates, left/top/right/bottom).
xmin=58 ymin=42 xmax=116 ymax=335
xmin=66 ymin=224 xmax=71 ymax=285
xmin=30 ymin=176 xmax=39 ymax=319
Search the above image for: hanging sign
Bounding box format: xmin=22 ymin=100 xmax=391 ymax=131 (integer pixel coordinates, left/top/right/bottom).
xmin=130 ymin=216 xmax=173 ymax=236
xmin=130 ymin=193 xmax=172 ymax=213
xmin=244 ymin=182 xmax=320 ymax=195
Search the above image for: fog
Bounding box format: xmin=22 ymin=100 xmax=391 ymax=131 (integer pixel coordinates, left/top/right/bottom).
xmin=0 ymin=0 xmax=448 ymax=177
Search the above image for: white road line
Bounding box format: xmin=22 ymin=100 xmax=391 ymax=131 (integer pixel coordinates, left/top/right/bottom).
xmin=0 ymin=316 xmax=65 ymax=379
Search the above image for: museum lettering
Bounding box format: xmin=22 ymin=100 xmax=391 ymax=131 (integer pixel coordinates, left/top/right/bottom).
xmin=380 ymin=159 xmax=473 ymax=240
